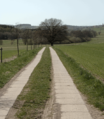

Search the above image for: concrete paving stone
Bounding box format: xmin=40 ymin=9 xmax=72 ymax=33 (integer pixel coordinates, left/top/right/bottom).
xmin=11 ymin=81 xmax=26 ymax=84
xmin=0 ymin=109 xmax=9 ymax=116
xmin=9 ymin=85 xmax=25 ymax=88
xmin=0 ymin=116 xmax=6 ymax=119
xmin=11 ymin=82 xmax=26 ymax=85
xmin=10 ymin=83 xmax=26 ymax=86
xmin=53 ymin=76 xmax=72 ymax=79
xmin=2 ymin=93 xmax=19 ymax=96
xmin=0 ymin=102 xmax=10 ymax=110
xmin=0 ymin=100 xmax=15 ymax=108
xmin=54 ymin=85 xmax=76 ymax=88
xmin=54 ymin=80 xmax=73 ymax=83
xmin=55 ymin=83 xmax=74 ymax=86
xmin=19 ymin=72 xmax=31 ymax=75
xmin=13 ymin=80 xmax=28 ymax=83
xmin=61 ymin=112 xmax=92 ymax=119
xmin=56 ymin=98 xmax=84 ymax=105
xmin=53 ymin=72 xmax=68 ymax=74
xmin=54 ymin=86 xmax=77 ymax=90
xmin=6 ymin=88 xmax=22 ymax=92
xmin=18 ymin=75 xmax=29 ymax=78
xmin=7 ymin=91 xmax=22 ymax=96
xmin=55 ymin=89 xmax=79 ymax=94
xmin=16 ymin=77 xmax=30 ymax=80
xmin=54 ymin=75 xmax=70 ymax=78
xmin=1 ymin=94 xmax=17 ymax=98
xmin=9 ymin=83 xmax=26 ymax=86
xmin=17 ymin=74 xmax=30 ymax=77
xmin=1 ymin=96 xmax=17 ymax=100
xmin=56 ymin=94 xmax=82 ymax=99
xmin=19 ymin=69 xmax=30 ymax=76
xmin=54 ymin=79 xmax=73 ymax=82
xmin=54 ymin=74 xmax=69 ymax=77
xmin=61 ymin=105 xmax=89 ymax=112
xmin=4 ymin=92 xmax=20 ymax=96
xmin=53 ymin=78 xmax=73 ymax=82
xmin=14 ymin=79 xmax=28 ymax=82
xmin=54 ymin=81 xmax=74 ymax=84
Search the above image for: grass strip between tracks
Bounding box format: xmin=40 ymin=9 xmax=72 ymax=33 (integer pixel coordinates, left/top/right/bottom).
xmin=54 ymin=47 xmax=104 ymax=111
xmin=16 ymin=47 xmax=51 ymax=119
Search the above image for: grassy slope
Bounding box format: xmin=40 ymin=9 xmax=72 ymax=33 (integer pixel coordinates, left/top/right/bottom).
xmin=0 ymin=47 xmax=42 ymax=88
xmin=16 ymin=47 xmax=51 ymax=119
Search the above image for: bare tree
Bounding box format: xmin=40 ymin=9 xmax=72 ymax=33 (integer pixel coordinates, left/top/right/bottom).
xmin=38 ymin=18 xmax=68 ymax=46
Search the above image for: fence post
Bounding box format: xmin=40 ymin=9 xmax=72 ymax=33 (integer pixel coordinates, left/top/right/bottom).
xmin=0 ymin=48 xmax=2 ymax=63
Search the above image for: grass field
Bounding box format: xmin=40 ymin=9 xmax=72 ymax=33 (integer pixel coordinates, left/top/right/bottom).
xmin=0 ymin=39 xmax=38 ymax=60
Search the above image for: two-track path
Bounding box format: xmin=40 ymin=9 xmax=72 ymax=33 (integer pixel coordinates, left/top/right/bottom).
xmin=48 ymin=47 xmax=93 ymax=119
xmin=0 ymin=47 xmax=93 ymax=119
xmin=0 ymin=47 xmax=45 ymax=119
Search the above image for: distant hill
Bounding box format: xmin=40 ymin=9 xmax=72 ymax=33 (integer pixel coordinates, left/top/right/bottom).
xmin=15 ymin=24 xmax=38 ymax=29
xmin=0 ymin=24 xmax=103 ymax=30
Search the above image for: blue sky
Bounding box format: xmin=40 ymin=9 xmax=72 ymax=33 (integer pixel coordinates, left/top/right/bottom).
xmin=1 ymin=0 xmax=104 ymax=26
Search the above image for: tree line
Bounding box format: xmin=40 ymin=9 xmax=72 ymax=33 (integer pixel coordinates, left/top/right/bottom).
xmin=0 ymin=19 xmax=97 ymax=47
xmin=68 ymin=30 xmax=97 ymax=43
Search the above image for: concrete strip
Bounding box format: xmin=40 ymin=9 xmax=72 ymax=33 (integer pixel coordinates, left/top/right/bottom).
xmin=61 ymin=112 xmax=92 ymax=119
xmin=49 ymin=47 xmax=93 ymax=119
xmin=0 ymin=47 xmax=45 ymax=119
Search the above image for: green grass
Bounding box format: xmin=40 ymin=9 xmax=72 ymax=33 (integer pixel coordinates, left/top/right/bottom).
xmin=89 ymin=26 xmax=104 ymax=44
xmin=16 ymin=47 xmax=51 ymax=119
xmin=0 ymin=39 xmax=37 ymax=60
xmin=0 ymin=47 xmax=42 ymax=88
xmin=54 ymin=43 xmax=104 ymax=81
xmin=54 ymin=47 xmax=104 ymax=111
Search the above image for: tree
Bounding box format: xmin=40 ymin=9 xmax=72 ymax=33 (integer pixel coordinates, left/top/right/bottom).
xmin=69 ymin=30 xmax=97 ymax=42
xmin=15 ymin=23 xmax=22 ymax=57
xmin=38 ymin=18 xmax=68 ymax=46
xmin=14 ymin=27 xmax=21 ymax=56
xmin=22 ymin=29 xmax=31 ymax=51
xmin=0 ymin=40 xmax=3 ymax=45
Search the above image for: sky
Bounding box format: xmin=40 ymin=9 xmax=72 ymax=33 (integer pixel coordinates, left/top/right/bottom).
xmin=1 ymin=0 xmax=104 ymax=26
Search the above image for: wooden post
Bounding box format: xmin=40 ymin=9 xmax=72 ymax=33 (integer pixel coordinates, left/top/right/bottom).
xmin=0 ymin=48 xmax=2 ymax=63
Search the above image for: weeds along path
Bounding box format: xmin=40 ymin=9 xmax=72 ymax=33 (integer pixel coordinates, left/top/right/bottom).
xmin=0 ymin=47 xmax=45 ymax=119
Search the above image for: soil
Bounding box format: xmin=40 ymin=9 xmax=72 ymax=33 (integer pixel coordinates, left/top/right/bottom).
xmin=0 ymin=56 xmax=17 ymax=63
xmin=3 ymin=56 xmax=17 ymax=62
